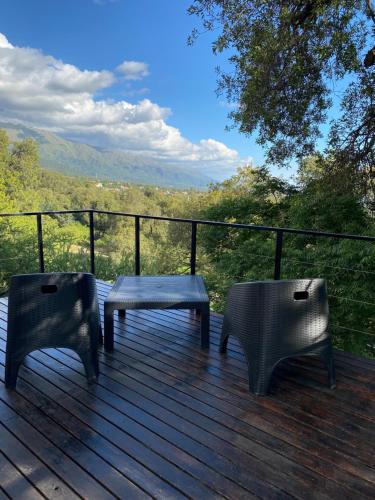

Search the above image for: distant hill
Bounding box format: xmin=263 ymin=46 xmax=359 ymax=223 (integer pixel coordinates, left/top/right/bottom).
xmin=0 ymin=122 xmax=212 ymax=190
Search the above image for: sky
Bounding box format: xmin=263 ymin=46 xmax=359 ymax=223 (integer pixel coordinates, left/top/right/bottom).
xmin=0 ymin=0 xmax=266 ymax=181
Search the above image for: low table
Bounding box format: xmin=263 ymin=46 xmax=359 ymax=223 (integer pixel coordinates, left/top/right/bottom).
xmin=104 ymin=275 xmax=210 ymax=351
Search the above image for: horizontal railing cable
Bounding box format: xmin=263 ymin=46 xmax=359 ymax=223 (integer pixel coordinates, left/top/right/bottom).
xmin=331 ymin=324 xmax=375 ymax=337
xmin=0 ymin=254 xmax=37 ymax=262
xmin=328 ymin=295 xmax=375 ymax=307
xmin=281 ymin=256 xmax=375 ymax=275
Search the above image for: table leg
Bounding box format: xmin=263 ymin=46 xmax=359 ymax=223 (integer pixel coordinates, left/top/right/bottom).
xmin=118 ymin=309 xmax=126 ymax=319
xmin=104 ymin=304 xmax=114 ymax=351
xmin=200 ymin=304 xmax=210 ymax=349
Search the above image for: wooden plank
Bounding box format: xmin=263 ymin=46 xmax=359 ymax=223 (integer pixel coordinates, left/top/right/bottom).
xmin=0 ymin=399 xmax=114 ymax=499
xmin=267 ymin=375 xmax=375 ymax=436
xmin=0 ymin=348 xmax=265 ymax=500
xmin=70 ymin=313 xmax=375 ymax=460
xmin=87 ymin=338 xmax=375 ymax=497
xmin=109 ymin=312 xmax=375 ymax=418
xmin=0 ymin=422 xmax=79 ymax=499
xmin=0 ymin=350 xmax=362 ymax=498
xmin=1 ymin=281 xmax=375 ymax=500
xmin=115 ymin=333 xmax=375 ymax=468
xmin=0 ymin=375 xmax=181 ymax=500
xmin=40 ymin=346 xmax=335 ymax=500
xmin=49 ymin=345 xmax=366 ymax=500
xmin=1 ymin=381 xmax=181 ymax=500
xmin=334 ymin=350 xmax=375 ymax=370
xmin=0 ymin=450 xmax=44 ymax=500
xmin=0 ymin=488 xmax=9 ymax=500
xmin=3 ymin=338 xmax=374 ymax=498
xmin=0 ymin=349 xmax=228 ymax=500
xmin=277 ymin=362 xmax=375 ymax=415
xmin=0 ymin=372 xmax=149 ymax=500
xmin=129 ymin=307 xmax=375 ymax=431
xmin=1 ymin=330 xmax=350 ymax=498
xmin=113 ymin=312 xmax=375 ymax=432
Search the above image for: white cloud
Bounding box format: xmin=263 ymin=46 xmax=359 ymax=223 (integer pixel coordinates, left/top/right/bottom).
xmin=116 ymin=60 xmax=150 ymax=81
xmin=0 ymin=33 xmax=246 ymax=178
xmin=0 ymin=33 xmax=13 ymax=49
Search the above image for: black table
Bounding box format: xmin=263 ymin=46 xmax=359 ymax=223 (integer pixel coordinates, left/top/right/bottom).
xmin=104 ymin=275 xmax=210 ymax=351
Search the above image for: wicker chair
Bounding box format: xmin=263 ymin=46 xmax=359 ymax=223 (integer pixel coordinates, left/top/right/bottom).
xmin=5 ymin=272 xmax=100 ymax=389
xmin=220 ymin=279 xmax=336 ymax=396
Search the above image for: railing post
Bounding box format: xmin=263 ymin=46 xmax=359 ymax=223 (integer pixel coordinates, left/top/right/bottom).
xmin=89 ymin=210 xmax=95 ymax=275
xmin=274 ymin=230 xmax=283 ymax=280
xmin=36 ymin=213 xmax=45 ymax=273
xmin=135 ymin=216 xmax=141 ymax=275
xmin=190 ymin=222 xmax=197 ymax=275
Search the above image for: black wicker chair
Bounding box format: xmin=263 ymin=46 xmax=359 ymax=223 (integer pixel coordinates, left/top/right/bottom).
xmin=5 ymin=272 xmax=100 ymax=389
xmin=220 ymin=279 xmax=336 ymax=396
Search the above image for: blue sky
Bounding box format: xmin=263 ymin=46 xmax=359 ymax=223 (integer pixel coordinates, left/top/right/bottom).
xmin=1 ymin=0 xmax=365 ymax=181
xmin=0 ymin=0 xmax=266 ymax=180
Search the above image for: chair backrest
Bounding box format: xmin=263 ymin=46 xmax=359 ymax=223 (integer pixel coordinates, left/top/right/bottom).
xmin=228 ymin=279 xmax=329 ymax=351
xmin=7 ymin=272 xmax=99 ymax=353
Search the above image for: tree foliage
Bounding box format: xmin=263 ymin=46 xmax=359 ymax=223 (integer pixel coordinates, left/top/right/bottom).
xmin=188 ymin=0 xmax=374 ymax=200
xmin=196 ymin=161 xmax=375 ymax=358
xmin=0 ymin=130 xmax=373 ymax=358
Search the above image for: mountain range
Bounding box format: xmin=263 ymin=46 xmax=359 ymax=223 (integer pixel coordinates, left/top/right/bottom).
xmin=1 ymin=122 xmax=212 ymax=190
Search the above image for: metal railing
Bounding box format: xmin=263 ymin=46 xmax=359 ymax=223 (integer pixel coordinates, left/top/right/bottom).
xmin=1 ymin=207 xmax=374 ymax=355
xmin=0 ymin=208 xmax=374 ymax=278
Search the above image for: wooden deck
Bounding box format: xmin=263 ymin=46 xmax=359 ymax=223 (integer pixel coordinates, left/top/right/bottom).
xmin=0 ymin=279 xmax=374 ymax=499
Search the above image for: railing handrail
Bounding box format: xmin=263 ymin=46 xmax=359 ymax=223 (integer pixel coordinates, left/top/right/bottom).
xmin=0 ymin=210 xmax=92 ymax=217
xmin=0 ymin=208 xmax=374 ymax=242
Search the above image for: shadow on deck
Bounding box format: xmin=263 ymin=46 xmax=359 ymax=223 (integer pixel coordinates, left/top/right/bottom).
xmin=0 ymin=279 xmax=374 ymax=499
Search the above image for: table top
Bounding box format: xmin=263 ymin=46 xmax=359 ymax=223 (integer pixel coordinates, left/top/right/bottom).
xmin=104 ymin=275 xmax=209 ymax=308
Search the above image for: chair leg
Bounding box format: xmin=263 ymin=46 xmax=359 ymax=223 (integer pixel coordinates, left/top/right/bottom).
xmin=199 ymin=305 xmax=210 ymax=349
xmin=306 ymin=339 xmax=336 ymax=390
xmin=79 ymin=350 xmax=98 ymax=383
xmin=5 ymin=357 xmax=23 ymax=389
xmin=248 ymin=362 xmax=275 ymax=396
xmin=319 ymin=345 xmax=336 ymax=389
xmin=219 ymin=330 xmax=229 ymax=353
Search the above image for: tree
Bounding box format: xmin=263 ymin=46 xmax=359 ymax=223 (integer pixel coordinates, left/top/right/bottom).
xmin=9 ymin=137 xmax=41 ymax=190
xmin=0 ymin=130 xmax=14 ymax=212
xmin=0 ymin=130 xmax=9 ymax=168
xmin=188 ymin=1 xmax=374 ymax=198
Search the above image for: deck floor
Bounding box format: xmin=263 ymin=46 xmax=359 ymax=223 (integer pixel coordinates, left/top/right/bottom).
xmin=0 ymin=279 xmax=374 ymax=499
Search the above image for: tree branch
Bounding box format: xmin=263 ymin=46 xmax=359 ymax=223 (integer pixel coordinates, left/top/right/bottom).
xmin=291 ymin=0 xmax=332 ymax=27
xmin=364 ymin=47 xmax=375 ymax=67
